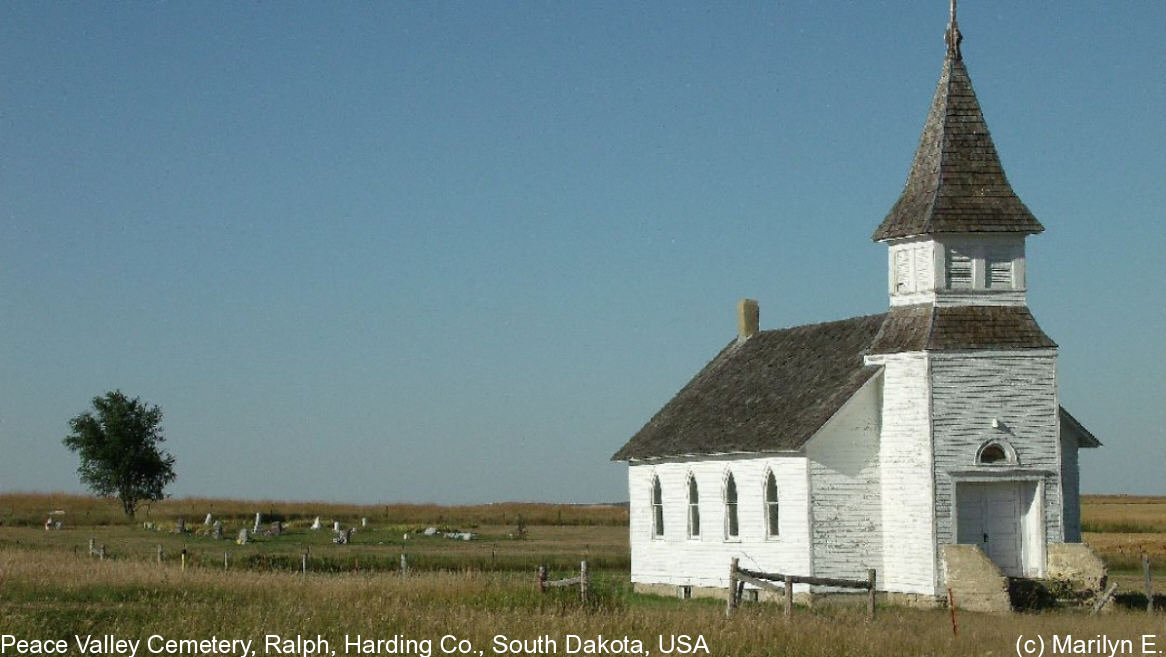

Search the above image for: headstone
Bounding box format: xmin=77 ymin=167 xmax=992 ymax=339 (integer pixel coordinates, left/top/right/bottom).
xmin=45 ymin=517 xmax=53 ymax=531
xmin=204 ymin=513 xmax=213 ymax=525
xmin=212 ymin=520 xmax=223 ymax=540
xmin=253 ymin=513 xmax=262 ymax=533
xmin=423 ymin=527 xmax=437 ymax=536
xmin=270 ymin=521 xmax=282 ymax=536
xmin=310 ymin=516 xmax=321 ymax=530
xmin=333 ymin=521 xmax=341 ymax=532
xmin=175 ymin=517 xmax=186 ymax=533
xmin=237 ymin=528 xmax=249 ymax=545
xmin=361 ymin=517 xmax=368 ymax=527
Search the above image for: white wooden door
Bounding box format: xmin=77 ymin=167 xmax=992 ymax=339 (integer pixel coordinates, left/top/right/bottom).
xmin=957 ymin=482 xmax=1022 ymax=576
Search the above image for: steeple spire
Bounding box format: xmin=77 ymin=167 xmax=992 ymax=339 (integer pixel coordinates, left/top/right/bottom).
xmin=871 ymin=6 xmax=1043 ymax=242
xmin=945 ymin=0 xmax=962 ymax=61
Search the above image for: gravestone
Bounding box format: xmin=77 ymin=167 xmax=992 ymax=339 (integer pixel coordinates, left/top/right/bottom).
xmin=204 ymin=513 xmax=213 ymax=525
xmin=310 ymin=516 xmax=321 ymax=530
xmin=175 ymin=517 xmax=186 ymax=533
xmin=253 ymin=513 xmax=262 ymax=533
xmin=237 ymin=528 xmax=249 ymax=545
xmin=212 ymin=520 xmax=223 ymax=540
xmin=333 ymin=521 xmax=341 ymax=532
xmin=361 ymin=517 xmax=368 ymax=527
xmin=270 ymin=521 xmax=282 ymax=536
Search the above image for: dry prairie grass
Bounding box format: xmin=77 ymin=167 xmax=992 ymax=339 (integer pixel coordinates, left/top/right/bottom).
xmin=1082 ymin=495 xmax=1166 ymax=533
xmin=1084 ymin=532 xmax=1166 ymax=571
xmin=0 ymin=492 xmax=626 ymax=528
xmin=1 ymin=545 xmax=1160 ymax=657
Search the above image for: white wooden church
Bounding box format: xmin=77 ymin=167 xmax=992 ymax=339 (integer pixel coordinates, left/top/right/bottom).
xmin=612 ymin=8 xmax=1102 ymax=608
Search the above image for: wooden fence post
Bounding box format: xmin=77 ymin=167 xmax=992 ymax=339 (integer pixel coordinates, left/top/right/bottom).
xmin=400 ymin=553 xmax=408 ymax=576
xmin=180 ymin=549 xmax=187 ymax=572
xmin=302 ymin=552 xmax=307 ymax=575
xmin=783 ymin=575 xmax=793 ymax=620
xmin=538 ymin=565 xmax=548 ymax=593
xmin=726 ymin=558 xmax=738 ymax=617
xmin=99 ymin=544 xmax=106 ymax=561
xmin=1145 ymin=554 xmax=1153 ymax=615
xmin=157 ymin=544 xmax=163 ymax=564
xmin=867 ymin=569 xmax=877 ymax=620
xmin=223 ymin=551 xmax=228 ymax=571
xmin=580 ymin=560 xmax=589 ymax=604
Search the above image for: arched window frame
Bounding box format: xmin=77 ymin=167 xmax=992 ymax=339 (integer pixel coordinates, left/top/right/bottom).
xmin=686 ymin=473 xmax=700 ymax=539
xmin=763 ymin=469 xmax=780 ymax=539
xmin=650 ymin=474 xmax=664 ymax=538
xmin=974 ymin=439 xmax=1019 ymax=466
xmin=723 ymin=470 xmax=739 ymax=540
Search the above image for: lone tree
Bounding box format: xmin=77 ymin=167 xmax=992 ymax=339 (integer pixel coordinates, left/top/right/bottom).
xmin=63 ymin=390 xmax=177 ymax=518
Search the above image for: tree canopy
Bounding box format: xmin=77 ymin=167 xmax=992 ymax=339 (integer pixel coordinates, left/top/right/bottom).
xmin=63 ymin=390 xmax=177 ymax=518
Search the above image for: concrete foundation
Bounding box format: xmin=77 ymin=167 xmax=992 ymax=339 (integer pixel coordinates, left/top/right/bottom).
xmin=941 ymin=544 xmax=1012 ymax=613
xmin=1046 ymin=543 xmax=1107 ymax=592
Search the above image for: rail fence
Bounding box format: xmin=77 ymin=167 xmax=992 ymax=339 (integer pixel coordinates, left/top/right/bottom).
xmin=726 ymin=557 xmax=876 ymax=620
xmin=537 ymin=560 xmax=589 ymax=603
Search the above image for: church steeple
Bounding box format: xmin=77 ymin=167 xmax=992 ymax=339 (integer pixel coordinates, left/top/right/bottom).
xmin=875 ymin=6 xmax=1043 ymax=308
xmin=872 ymin=4 xmax=1043 ymax=242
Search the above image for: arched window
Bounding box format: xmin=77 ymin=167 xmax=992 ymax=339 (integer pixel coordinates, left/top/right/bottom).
xmin=975 ymin=440 xmax=1017 ymax=466
xmin=651 ymin=476 xmax=664 ymax=537
xmin=764 ymin=471 xmax=779 ymax=538
xmin=724 ymin=472 xmax=739 ymax=539
xmin=979 ymin=444 xmax=1007 ymax=463
xmin=687 ymin=474 xmax=700 ymax=538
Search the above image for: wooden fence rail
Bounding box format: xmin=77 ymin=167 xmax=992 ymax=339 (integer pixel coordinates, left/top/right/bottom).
xmin=537 ymin=561 xmax=589 ymax=603
xmin=726 ymin=557 xmax=876 ymax=620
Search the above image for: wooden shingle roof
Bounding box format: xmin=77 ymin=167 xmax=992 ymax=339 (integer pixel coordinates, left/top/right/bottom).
xmin=868 ymin=304 xmax=1057 ymax=354
xmin=613 ymin=305 xmax=1058 ymax=461
xmin=871 ymin=36 xmax=1043 ymax=241
xmin=612 ymin=315 xmax=885 ymax=462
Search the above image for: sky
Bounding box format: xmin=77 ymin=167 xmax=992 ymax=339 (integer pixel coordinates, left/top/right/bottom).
xmin=1 ymin=2 xmax=1162 ymax=505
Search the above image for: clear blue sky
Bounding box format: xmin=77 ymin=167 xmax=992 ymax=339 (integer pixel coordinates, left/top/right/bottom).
xmin=2 ymin=3 xmax=1162 ymax=504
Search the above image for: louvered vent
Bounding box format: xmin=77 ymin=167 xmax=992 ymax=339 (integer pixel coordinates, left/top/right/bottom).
xmin=947 ymin=247 xmax=973 ymax=289
xmin=987 ymin=249 xmax=1014 ymax=288
xmin=894 ymin=250 xmax=913 ymax=293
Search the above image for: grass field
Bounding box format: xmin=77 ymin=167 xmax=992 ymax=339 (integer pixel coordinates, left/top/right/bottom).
xmin=1 ymin=493 xmax=1162 ymax=657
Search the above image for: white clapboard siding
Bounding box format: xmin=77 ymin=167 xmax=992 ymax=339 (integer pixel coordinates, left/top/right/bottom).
xmin=869 ymin=352 xmax=938 ymax=595
xmin=930 ymin=352 xmax=1064 ymax=577
xmin=806 ymin=373 xmax=883 ymax=582
xmin=628 ymin=456 xmax=811 ymax=591
xmin=1060 ymin=430 xmax=1082 ymax=542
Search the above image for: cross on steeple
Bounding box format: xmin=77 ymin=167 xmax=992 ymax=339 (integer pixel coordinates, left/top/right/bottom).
xmin=945 ymin=0 xmax=963 ymax=60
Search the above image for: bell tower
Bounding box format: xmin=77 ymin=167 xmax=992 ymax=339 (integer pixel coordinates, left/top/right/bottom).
xmin=867 ymin=1 xmax=1065 ymax=591
xmin=872 ymin=0 xmax=1043 ymax=309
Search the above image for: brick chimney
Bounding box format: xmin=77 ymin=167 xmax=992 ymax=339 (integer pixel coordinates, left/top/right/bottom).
xmin=737 ymin=299 xmax=759 ymax=342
